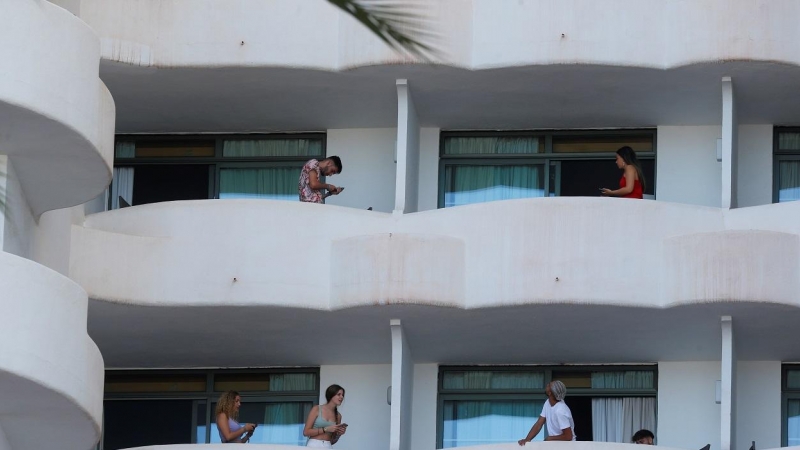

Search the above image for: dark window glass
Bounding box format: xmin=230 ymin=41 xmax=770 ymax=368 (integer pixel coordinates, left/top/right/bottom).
xmin=103 ymin=400 xmax=194 ymax=450
xmin=131 ymin=165 xmax=210 ymax=205
xmin=557 ymin=159 xmax=655 ymax=197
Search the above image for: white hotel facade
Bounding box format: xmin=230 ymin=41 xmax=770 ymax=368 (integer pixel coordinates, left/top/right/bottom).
xmin=3 ymin=1 xmax=800 ymax=450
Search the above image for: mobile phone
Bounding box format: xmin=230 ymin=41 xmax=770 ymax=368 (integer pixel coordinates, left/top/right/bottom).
xmin=340 ymin=423 xmax=348 ymax=428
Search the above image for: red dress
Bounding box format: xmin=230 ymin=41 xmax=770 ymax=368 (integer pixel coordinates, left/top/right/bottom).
xmin=620 ymin=176 xmax=643 ymax=199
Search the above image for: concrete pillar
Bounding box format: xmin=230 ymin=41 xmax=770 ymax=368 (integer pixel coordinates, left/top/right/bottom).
xmin=721 ymin=316 xmax=736 ymax=450
xmin=721 ymin=77 xmax=738 ymax=209
xmin=33 ymin=205 xmax=84 ymax=276
xmin=390 ymin=319 xmax=414 ymax=450
xmin=394 ymin=79 xmax=420 ymax=214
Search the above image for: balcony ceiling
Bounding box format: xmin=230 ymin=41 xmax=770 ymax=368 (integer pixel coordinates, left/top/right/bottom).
xmin=89 ymin=301 xmax=800 ymax=368
xmin=101 ymin=60 xmax=800 ymax=133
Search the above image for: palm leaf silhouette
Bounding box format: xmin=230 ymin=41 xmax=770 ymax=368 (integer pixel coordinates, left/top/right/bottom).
xmin=327 ymin=0 xmax=438 ymax=60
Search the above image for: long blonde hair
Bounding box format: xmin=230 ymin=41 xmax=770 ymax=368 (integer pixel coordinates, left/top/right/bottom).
xmin=216 ymin=390 xmax=239 ymax=420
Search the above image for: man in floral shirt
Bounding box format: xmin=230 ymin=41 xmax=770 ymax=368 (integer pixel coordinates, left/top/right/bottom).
xmin=298 ymin=156 xmax=343 ymax=203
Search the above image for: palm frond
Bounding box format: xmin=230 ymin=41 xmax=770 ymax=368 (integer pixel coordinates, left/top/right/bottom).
xmin=327 ymin=0 xmax=439 ymax=61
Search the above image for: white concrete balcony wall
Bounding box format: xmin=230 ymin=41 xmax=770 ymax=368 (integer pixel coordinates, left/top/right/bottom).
xmin=76 ymin=0 xmax=800 ymax=70
xmin=107 ymin=442 xmax=797 ymax=450
xmin=471 ymin=0 xmax=800 ymax=69
xmin=71 ymin=199 xmax=800 ymax=310
xmin=0 ymin=252 xmax=104 ymax=450
xmin=0 ymin=1 xmax=115 ymax=217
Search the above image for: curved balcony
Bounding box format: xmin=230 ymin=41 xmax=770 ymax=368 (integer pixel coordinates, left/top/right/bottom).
xmin=0 ymin=0 xmax=115 ymax=216
xmin=0 ymin=251 xmax=104 ymax=450
xmin=71 ymin=198 xmax=800 ymax=310
xmin=102 ymin=441 xmax=773 ymax=450
xmin=78 ymin=0 xmax=800 ymax=70
xmin=72 ymin=198 xmax=800 ymax=368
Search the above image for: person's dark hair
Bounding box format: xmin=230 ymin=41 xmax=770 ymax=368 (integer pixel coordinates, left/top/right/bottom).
xmin=325 ymin=384 xmax=345 ymax=422
xmin=616 ymin=146 xmax=646 ymax=191
xmin=632 ymin=429 xmax=655 ymax=443
xmin=327 ymin=155 xmax=343 ymax=174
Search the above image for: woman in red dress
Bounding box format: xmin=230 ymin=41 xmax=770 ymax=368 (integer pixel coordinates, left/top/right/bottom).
xmin=600 ymin=146 xmax=645 ymax=199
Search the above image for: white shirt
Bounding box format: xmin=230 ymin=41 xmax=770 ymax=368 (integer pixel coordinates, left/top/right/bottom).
xmin=541 ymin=400 xmax=576 ymax=440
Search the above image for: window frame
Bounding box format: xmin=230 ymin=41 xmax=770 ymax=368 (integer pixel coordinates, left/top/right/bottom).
xmin=111 ymin=133 xmax=326 ymax=208
xmin=438 ymin=129 xmax=657 ymax=208
xmin=102 ymin=367 xmax=320 ymax=447
xmin=436 ymin=365 xmax=658 ymax=449
xmin=782 ymin=365 xmax=800 ymax=447
xmin=773 ymin=127 xmax=800 ymax=203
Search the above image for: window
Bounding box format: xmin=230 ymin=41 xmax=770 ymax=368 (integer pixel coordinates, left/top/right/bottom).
xmin=102 ymin=369 xmax=319 ymax=449
xmin=783 ymin=366 xmax=800 ymax=446
xmin=437 ymin=366 xmax=657 ymax=448
xmin=109 ymin=134 xmax=325 ymax=209
xmin=774 ymin=129 xmax=800 ymax=203
xmin=439 ymin=131 xmax=656 ymax=208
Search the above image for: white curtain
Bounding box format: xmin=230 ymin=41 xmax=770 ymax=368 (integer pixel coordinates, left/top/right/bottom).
xmin=593 ymin=398 xmax=623 ymax=442
xmin=111 ymin=167 xmax=134 ymax=209
xmin=591 ymin=371 xmax=656 ymax=443
xmin=592 ymin=397 xmax=655 ymax=443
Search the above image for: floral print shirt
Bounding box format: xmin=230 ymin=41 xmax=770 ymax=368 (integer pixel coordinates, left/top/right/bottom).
xmin=299 ymin=159 xmax=323 ymax=203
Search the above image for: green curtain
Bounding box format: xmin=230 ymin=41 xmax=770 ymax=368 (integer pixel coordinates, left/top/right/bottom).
xmin=260 ymin=402 xmax=313 ymax=446
xmin=444 ymin=165 xmax=544 ymax=207
xmin=591 ymin=371 xmax=654 ymax=389
xmin=591 ymin=371 xmax=655 ymax=443
xmin=444 ymin=137 xmax=540 ymax=155
xmin=223 ymin=139 xmax=322 ymax=157
xmin=788 ymin=371 xmax=800 ymax=389
xmin=115 ymin=141 xmax=135 ymax=158
xmin=269 ymin=373 xmax=316 ymax=391
xmin=779 ymin=133 xmax=800 ymax=150
xmin=219 ymin=167 xmax=299 ymax=201
xmin=443 ymin=400 xmax=543 ymax=448
xmin=443 ymin=371 xmax=544 ymax=390
xmin=779 ymin=161 xmax=800 ymax=202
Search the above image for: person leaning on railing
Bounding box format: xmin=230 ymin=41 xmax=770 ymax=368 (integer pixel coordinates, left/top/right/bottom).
xmin=518 ymin=380 xmax=577 ymax=445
